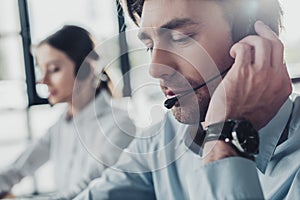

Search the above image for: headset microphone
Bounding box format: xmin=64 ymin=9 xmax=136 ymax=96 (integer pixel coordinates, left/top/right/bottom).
xmin=164 ymin=67 xmax=231 ymax=109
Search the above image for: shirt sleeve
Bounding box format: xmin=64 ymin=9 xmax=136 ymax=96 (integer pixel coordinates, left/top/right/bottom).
xmin=74 ymin=139 xmax=156 ymax=200
xmin=0 ymin=130 xmax=51 ymax=194
xmin=186 ymin=157 xmax=264 ymax=200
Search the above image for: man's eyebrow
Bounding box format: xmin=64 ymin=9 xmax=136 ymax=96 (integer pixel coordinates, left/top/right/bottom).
xmin=160 ymin=18 xmax=198 ymax=30
xmin=138 ymin=18 xmax=198 ymax=40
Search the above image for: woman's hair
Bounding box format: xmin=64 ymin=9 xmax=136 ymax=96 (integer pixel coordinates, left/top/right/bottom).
xmin=38 ymin=25 xmax=98 ymax=80
xmin=37 ymin=25 xmax=112 ymax=95
xmin=123 ymin=0 xmax=283 ymax=43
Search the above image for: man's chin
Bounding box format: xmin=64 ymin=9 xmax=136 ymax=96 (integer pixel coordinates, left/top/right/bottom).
xmin=171 ymin=107 xmax=203 ymax=125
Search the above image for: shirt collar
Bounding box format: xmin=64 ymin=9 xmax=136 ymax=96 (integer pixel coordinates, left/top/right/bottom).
xmin=256 ymin=97 xmax=293 ymax=173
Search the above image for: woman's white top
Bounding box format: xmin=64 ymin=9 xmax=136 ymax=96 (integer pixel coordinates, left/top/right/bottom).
xmin=0 ymin=91 xmax=135 ymax=199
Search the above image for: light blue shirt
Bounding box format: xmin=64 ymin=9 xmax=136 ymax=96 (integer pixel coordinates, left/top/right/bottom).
xmin=76 ymin=94 xmax=300 ymax=200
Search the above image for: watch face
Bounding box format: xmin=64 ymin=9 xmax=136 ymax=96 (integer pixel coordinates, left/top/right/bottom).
xmin=234 ymin=120 xmax=259 ymax=155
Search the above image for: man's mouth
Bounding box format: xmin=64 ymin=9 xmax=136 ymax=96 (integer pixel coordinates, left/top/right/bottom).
xmin=161 ymin=79 xmax=199 ymax=100
xmin=165 ymin=87 xmax=194 ymax=99
xmin=165 ymin=90 xmax=176 ymax=99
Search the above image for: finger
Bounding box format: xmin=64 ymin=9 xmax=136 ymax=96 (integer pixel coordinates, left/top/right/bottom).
xmin=230 ymin=42 xmax=252 ymax=68
xmin=239 ymin=35 xmax=272 ymax=69
xmin=254 ymin=20 xmax=284 ymax=68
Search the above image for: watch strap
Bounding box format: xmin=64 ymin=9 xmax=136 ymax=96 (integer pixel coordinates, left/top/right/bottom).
xmin=204 ymin=120 xmax=236 ymax=141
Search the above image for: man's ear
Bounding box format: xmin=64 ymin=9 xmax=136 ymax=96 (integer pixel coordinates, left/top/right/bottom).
xmin=231 ymin=1 xmax=258 ymax=43
xmin=232 ymin=16 xmax=257 ymax=43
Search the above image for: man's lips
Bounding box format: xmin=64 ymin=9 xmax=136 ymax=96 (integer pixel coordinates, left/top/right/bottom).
xmin=165 ymin=90 xmax=176 ymax=99
xmin=161 ymin=80 xmax=198 ymax=98
xmin=164 ymin=87 xmax=194 ymax=99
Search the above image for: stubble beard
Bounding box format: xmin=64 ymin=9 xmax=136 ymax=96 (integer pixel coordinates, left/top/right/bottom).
xmin=172 ymin=87 xmax=211 ymax=124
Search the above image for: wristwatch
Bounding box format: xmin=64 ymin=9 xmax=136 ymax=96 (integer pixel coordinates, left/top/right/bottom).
xmin=204 ymin=119 xmax=259 ymax=158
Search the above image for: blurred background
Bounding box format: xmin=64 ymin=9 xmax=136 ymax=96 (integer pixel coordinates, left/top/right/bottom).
xmin=0 ymin=0 xmax=299 ymax=196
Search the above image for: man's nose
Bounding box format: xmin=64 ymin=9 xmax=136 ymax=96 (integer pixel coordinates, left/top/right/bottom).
xmin=149 ymin=47 xmax=177 ymax=80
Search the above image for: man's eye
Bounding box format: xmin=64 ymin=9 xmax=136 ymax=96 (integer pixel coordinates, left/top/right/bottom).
xmin=173 ymin=36 xmax=189 ymax=43
xmin=171 ymin=33 xmax=192 ymax=43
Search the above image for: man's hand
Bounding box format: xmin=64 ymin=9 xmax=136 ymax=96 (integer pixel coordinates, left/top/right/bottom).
xmin=205 ymin=20 xmax=292 ymax=130
xmin=202 ymin=21 xmax=292 ymax=164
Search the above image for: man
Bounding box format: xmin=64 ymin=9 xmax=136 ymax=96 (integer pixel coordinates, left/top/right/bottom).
xmin=76 ymin=0 xmax=300 ymax=199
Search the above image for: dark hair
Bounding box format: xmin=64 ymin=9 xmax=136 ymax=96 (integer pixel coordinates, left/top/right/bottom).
xmin=38 ymin=25 xmax=111 ymax=95
xmin=124 ymin=0 xmax=282 ymax=43
xmin=38 ymin=25 xmax=99 ymax=80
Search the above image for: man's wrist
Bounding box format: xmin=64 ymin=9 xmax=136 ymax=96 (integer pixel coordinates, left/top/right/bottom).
xmin=202 ymin=119 xmax=259 ymax=163
xmin=203 ymin=140 xmax=238 ymax=164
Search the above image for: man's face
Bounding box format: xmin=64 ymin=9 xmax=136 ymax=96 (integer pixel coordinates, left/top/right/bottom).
xmin=139 ymin=0 xmax=234 ymax=124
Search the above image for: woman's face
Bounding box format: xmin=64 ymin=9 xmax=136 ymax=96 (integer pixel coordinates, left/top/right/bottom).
xmin=35 ymin=43 xmax=76 ymax=105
